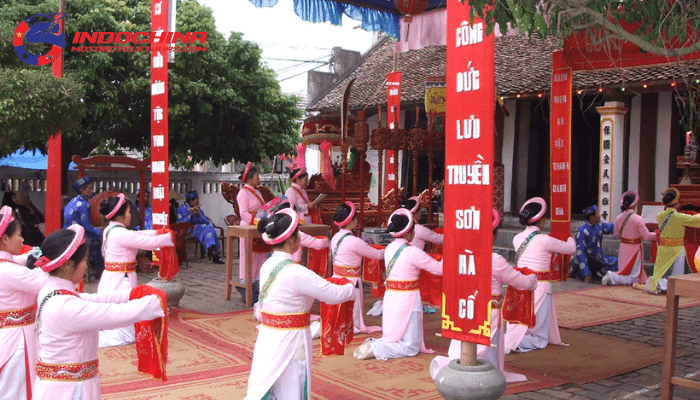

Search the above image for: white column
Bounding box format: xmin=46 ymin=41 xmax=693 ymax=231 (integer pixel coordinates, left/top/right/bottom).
xmin=656 ymin=91 xmax=673 ymax=195
xmin=502 ymin=99 xmax=517 ymax=213
xmin=596 ymin=101 xmax=628 ymax=223
xmin=514 ymin=100 xmax=531 ymax=211
xmin=628 ymin=95 xmax=641 ymax=191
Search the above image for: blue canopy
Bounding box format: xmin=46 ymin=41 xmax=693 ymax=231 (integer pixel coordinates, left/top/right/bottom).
xmin=249 ymin=0 xmax=445 ymax=38
xmin=0 ymin=150 xmax=48 ymax=170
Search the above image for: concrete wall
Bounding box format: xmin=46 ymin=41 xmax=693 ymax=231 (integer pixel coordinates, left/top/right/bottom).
xmin=0 ymin=166 xmax=285 ymax=230
xmin=332 ymin=47 xmax=361 ymax=77
xmin=307 ymin=70 xmax=337 ymax=105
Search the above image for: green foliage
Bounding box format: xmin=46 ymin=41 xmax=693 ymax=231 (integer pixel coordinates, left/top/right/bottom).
xmin=463 ymin=0 xmax=700 ymax=57
xmin=0 ymin=0 xmax=303 ymax=166
xmin=0 ymin=68 xmax=86 ymax=156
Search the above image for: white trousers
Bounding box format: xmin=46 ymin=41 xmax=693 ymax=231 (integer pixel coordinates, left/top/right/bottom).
xmin=370 ymin=295 xmax=422 ymax=360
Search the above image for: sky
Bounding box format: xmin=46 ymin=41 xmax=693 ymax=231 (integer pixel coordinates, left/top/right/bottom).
xmin=197 ymin=0 xmax=375 ymax=98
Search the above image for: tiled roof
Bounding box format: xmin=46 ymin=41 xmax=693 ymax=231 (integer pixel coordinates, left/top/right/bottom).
xmin=307 ymin=35 xmax=700 ymax=112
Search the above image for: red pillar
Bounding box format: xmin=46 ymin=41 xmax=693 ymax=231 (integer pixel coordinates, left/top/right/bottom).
xmin=45 ymin=11 xmax=65 ymax=234
xmin=549 ymin=50 xmax=573 ymax=280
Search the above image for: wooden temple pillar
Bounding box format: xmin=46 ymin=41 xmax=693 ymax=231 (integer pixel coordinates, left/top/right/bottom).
xmin=355 ymin=110 xmax=369 ymax=231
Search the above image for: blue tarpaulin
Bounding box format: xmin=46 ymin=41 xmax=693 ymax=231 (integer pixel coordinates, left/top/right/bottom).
xmin=249 ymin=0 xmax=445 ymax=39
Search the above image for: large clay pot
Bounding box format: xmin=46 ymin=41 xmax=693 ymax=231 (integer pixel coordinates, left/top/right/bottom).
xmin=147 ymin=278 xmax=186 ymax=307
xmin=434 ymin=359 xmax=505 ymax=400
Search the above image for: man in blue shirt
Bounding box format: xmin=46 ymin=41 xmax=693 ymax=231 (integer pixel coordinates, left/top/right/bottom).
xmin=177 ymin=190 xmax=224 ymax=264
xmin=570 ymin=204 xmax=618 ymax=283
xmin=63 ymin=177 xmax=104 ymax=278
xmin=135 ymin=190 xmax=153 ymax=230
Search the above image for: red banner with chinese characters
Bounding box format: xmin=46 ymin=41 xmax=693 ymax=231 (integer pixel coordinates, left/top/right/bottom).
xmin=151 ymin=0 xmax=170 ymax=231
xmin=385 ymin=72 xmax=401 ymax=195
xmin=549 ymin=51 xmax=572 ymax=281
xmin=443 ymin=5 xmax=494 ymax=345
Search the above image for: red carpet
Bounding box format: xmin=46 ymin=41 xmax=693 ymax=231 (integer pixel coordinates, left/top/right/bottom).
xmin=99 ymin=308 xmax=562 ymax=399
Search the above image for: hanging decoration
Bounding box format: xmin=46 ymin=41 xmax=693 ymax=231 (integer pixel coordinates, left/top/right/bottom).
xmin=394 ymin=0 xmax=428 ymax=40
xmin=320 ymin=140 xmax=336 ymax=189
xmin=295 ymin=143 xmax=307 ymax=170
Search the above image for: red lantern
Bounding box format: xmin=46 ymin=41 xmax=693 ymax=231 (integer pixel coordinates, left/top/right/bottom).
xmin=394 ymin=0 xmax=428 ymax=16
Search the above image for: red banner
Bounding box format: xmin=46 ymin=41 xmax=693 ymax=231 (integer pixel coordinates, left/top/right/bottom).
xmin=564 ymin=22 xmax=700 ymax=71
xmin=443 ymin=5 xmax=494 ymax=345
xmin=549 ymin=51 xmax=572 ymax=281
xmin=385 ymin=72 xmax=401 ymax=194
xmin=151 ymin=0 xmax=170 ymax=229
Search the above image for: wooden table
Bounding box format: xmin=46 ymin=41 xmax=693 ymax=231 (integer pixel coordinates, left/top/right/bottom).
xmin=225 ymin=223 xmax=330 ymax=306
xmin=661 ymin=273 xmax=700 ymax=399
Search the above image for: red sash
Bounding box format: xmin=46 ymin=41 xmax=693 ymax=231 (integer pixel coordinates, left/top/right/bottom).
xmin=129 ymin=285 xmax=168 ymax=381
xmin=0 ymin=303 xmax=37 ymax=328
xmin=292 ymin=185 xmax=309 ymax=203
xmin=243 ymin=185 xmax=264 ymax=225
xmin=386 ymin=280 xmax=420 ymax=291
xmin=105 ymin=261 xmax=137 ymax=273
xmin=261 ymin=312 xmax=311 ymax=330
xmin=320 ymin=277 xmax=354 ymax=356
xmin=36 ymin=359 xmax=98 ymax=381
xmin=502 ymin=267 xmax=542 ymax=328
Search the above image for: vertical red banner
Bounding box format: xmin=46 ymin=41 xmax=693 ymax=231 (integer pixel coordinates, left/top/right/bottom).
xmin=443 ymin=4 xmax=494 ymax=345
xmin=549 ymin=50 xmax=572 ymax=281
xmin=385 ymin=72 xmax=401 ymax=195
xmin=151 ymin=0 xmax=170 ymax=228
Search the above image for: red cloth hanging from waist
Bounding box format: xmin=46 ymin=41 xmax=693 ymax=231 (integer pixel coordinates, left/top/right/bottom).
xmin=502 ymin=266 xmax=540 ymax=328
xmin=129 ymin=285 xmax=168 ymax=381
xmin=363 ymin=244 xmax=386 ymax=297
xmin=308 ymin=240 xmax=329 ymax=278
xmin=419 ymin=253 xmax=443 ymax=306
xmin=320 ymin=277 xmax=354 ymax=356
xmin=155 ymin=228 xmax=178 ymax=281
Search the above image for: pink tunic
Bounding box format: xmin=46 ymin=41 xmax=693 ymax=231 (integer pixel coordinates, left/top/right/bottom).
xmin=293 ymin=232 xmax=330 ymax=263
xmin=610 ymin=210 xmax=657 ymax=285
xmin=410 ymin=224 xmax=443 ymax=251
xmin=504 ymin=226 xmax=575 ymax=351
xmin=236 ymin=184 xmax=267 ymax=281
xmin=98 ymin=221 xmax=173 ymax=293
xmin=245 ymin=251 xmax=354 ymax=400
xmin=331 ymin=229 xmax=384 ymax=333
xmin=0 ymin=252 xmax=48 ymax=399
xmin=382 ymin=238 xmax=442 ymax=351
xmin=285 ymin=183 xmax=312 ymax=224
xmin=33 ymin=276 xmax=165 ymax=400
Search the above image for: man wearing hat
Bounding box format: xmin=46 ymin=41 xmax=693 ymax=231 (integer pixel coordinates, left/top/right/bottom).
xmin=570 ymin=204 xmax=618 ymax=283
xmin=63 ymin=177 xmax=104 ymax=278
xmin=176 ymin=190 xmax=224 ymax=264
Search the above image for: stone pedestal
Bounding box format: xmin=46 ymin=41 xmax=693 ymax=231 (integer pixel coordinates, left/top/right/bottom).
xmin=147 ymin=278 xmax=185 ymax=307
xmin=434 ymin=359 xmax=506 ymax=400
